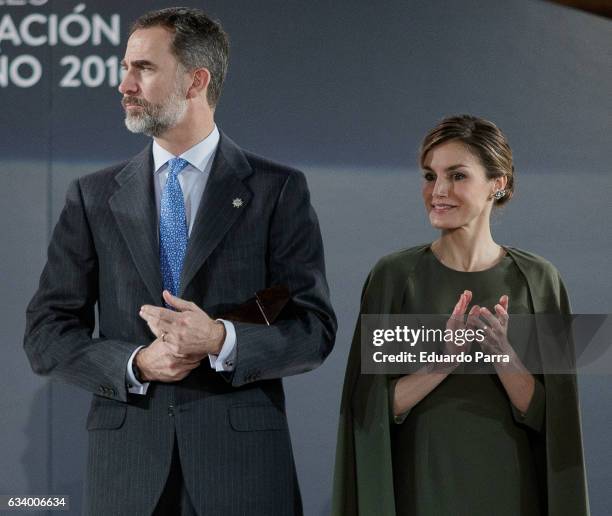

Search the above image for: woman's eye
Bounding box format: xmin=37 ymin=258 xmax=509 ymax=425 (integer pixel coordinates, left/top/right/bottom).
xmin=453 ymin=173 xmax=466 ymax=180
xmin=423 ymin=172 xmax=435 ymax=181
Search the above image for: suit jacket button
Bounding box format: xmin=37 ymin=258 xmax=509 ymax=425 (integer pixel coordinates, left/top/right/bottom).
xmin=168 ymin=404 xmax=175 ymax=417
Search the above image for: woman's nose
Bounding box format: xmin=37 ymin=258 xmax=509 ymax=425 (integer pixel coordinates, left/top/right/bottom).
xmin=432 ymin=178 xmax=449 ymax=197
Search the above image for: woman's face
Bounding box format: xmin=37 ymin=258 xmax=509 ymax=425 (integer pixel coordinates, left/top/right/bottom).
xmin=421 ymin=140 xmax=503 ymax=231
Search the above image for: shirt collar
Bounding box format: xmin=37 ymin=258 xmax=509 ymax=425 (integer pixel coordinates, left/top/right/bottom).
xmin=152 ymin=125 xmax=220 ymax=173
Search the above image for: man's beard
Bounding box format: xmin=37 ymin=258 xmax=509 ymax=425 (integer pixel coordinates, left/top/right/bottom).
xmin=123 ymin=83 xmax=188 ymax=137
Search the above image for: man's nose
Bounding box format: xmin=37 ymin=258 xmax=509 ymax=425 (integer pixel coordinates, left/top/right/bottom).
xmin=118 ymin=71 xmax=138 ymax=95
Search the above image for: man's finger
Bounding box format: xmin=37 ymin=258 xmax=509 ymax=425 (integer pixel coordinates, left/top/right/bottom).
xmin=140 ymin=305 xmax=180 ymax=323
xmin=140 ymin=312 xmax=169 ymax=332
xmin=140 ymin=314 xmax=161 ymax=336
xmin=167 ymin=349 xmax=190 ymax=360
xmin=163 ymin=290 xmax=196 ymax=312
xmin=146 ymin=321 xmax=163 ymax=338
xmin=166 ymin=354 xmax=200 ymax=368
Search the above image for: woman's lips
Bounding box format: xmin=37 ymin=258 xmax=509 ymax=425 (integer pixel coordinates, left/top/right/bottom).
xmin=431 ymin=203 xmax=457 ymax=213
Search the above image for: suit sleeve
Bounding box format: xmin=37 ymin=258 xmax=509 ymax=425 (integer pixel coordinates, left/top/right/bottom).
xmin=23 ymin=179 xmax=139 ymax=402
xmin=231 ymin=170 xmax=337 ymax=386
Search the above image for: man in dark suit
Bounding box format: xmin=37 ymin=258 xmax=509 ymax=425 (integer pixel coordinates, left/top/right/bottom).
xmin=24 ymin=7 xmax=336 ymax=516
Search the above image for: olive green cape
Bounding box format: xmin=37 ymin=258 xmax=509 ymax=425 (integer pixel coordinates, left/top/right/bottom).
xmin=332 ymin=245 xmax=589 ymax=516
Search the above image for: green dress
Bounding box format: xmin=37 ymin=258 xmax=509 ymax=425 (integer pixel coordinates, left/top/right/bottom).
xmin=391 ymin=248 xmax=545 ymax=515
xmin=332 ymin=245 xmax=589 ymax=516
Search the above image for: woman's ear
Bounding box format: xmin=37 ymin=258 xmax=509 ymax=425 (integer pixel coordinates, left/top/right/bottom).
xmin=496 ymin=175 xmax=508 ymax=191
xmin=491 ymin=175 xmax=508 ymax=196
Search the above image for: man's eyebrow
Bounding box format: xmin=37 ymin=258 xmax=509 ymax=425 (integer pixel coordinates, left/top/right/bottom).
xmin=120 ymin=59 xmax=157 ymax=69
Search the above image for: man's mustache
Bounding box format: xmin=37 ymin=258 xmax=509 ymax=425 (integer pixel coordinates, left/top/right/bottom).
xmin=122 ymin=96 xmax=150 ymax=109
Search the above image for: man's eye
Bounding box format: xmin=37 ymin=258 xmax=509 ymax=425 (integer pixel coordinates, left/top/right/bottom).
xmin=453 ymin=173 xmax=466 ymax=180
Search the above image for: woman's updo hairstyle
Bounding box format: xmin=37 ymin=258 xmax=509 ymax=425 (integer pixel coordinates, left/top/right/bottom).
xmin=419 ymin=114 xmax=515 ymax=206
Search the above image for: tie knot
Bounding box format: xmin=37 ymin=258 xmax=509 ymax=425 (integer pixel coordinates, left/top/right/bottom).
xmin=168 ymin=157 xmax=189 ymax=178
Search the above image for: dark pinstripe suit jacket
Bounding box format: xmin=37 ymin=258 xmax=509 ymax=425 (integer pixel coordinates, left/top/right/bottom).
xmin=24 ymin=133 xmax=337 ymax=516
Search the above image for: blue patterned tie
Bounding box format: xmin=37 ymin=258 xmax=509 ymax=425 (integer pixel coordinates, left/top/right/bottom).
xmin=160 ymin=157 xmax=189 ymax=296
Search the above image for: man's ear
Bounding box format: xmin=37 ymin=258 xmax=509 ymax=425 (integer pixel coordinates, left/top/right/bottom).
xmin=187 ymin=68 xmax=211 ymax=99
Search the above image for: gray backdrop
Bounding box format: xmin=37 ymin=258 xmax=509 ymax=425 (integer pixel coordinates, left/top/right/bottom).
xmin=1 ymin=1 xmax=611 ymax=515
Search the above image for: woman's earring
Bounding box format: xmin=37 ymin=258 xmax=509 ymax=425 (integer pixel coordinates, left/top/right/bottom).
xmin=493 ymin=190 xmax=506 ymax=200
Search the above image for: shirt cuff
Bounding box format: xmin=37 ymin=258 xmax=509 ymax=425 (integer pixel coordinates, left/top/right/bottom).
xmin=511 ymin=376 xmax=545 ymax=432
xmin=208 ymin=319 xmax=237 ymax=372
xmin=126 ymin=345 xmax=150 ymax=395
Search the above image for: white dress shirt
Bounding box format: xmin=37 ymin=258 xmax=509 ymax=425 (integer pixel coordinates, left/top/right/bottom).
xmin=127 ymin=125 xmax=237 ymax=395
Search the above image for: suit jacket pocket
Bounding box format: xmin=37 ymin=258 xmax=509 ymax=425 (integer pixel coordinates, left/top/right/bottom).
xmin=87 ymin=399 xmax=127 ymax=430
xmin=228 ymin=403 xmax=288 ymax=432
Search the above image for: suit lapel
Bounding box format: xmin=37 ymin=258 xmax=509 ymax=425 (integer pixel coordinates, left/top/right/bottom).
xmin=108 ymin=144 xmax=163 ymax=304
xmin=179 ymin=133 xmax=253 ymax=297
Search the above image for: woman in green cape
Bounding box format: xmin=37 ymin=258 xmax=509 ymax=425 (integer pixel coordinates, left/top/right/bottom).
xmin=332 ymin=115 xmax=589 ymax=516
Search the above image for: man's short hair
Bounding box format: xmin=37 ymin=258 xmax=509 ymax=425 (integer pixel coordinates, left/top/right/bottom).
xmin=130 ymin=7 xmax=229 ymax=107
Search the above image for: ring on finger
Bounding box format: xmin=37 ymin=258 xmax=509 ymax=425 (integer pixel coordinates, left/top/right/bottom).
xmin=161 ymin=332 xmax=167 ymax=342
